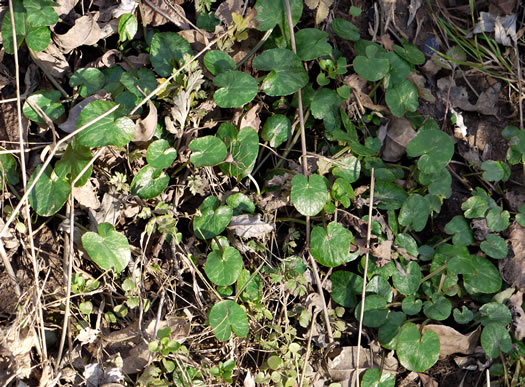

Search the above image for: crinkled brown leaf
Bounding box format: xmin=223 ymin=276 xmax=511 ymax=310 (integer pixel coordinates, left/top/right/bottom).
xmin=509 ymin=291 xmax=525 ymax=340
xmin=215 ymin=0 xmax=244 ymax=25
xmin=133 ymin=100 xmax=157 ymax=143
xmin=0 ymin=324 xmax=37 ymax=380
xmin=345 ymin=74 xmax=389 ymax=113
xmin=381 ymin=117 xmax=417 ymax=162
xmin=31 ymin=42 xmax=72 ymax=79
xmin=141 ymin=0 xmax=190 ymax=28
xmin=422 ymin=325 xmax=481 ymax=359
xmin=499 ymin=223 xmax=525 ymax=291
xmin=227 ymin=214 xmax=274 ymax=239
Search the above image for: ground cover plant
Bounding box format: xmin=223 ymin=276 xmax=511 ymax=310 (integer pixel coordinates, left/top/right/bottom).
xmin=0 ymin=0 xmax=524 ymax=386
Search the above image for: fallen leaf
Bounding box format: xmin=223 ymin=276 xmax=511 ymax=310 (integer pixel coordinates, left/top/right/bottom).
xmin=133 ymin=100 xmax=157 ymax=143
xmin=509 ymin=291 xmax=525 ymax=340
xmin=73 ymin=179 xmax=101 ymax=210
xmin=53 ymin=12 xmax=118 ymax=53
xmin=238 ymin=103 xmax=262 ymax=132
xmin=499 ymin=223 xmax=525 ymax=291
xmin=422 ymin=325 xmax=481 ymax=359
xmin=215 ymin=0 xmax=244 ymax=25
xmin=316 ymin=0 xmax=334 ymax=25
xmin=408 ymin=72 xmax=436 ymax=103
xmin=407 ymin=0 xmax=422 ymax=27
xmin=227 ymin=214 xmax=274 ymax=239
xmin=76 ymin=327 xmax=100 ymax=345
xmin=54 ymin=0 xmax=80 ymax=18
xmin=0 ymin=219 xmax=20 ymax=250
xmin=244 ymin=370 xmax=256 ymax=387
xmin=31 ymin=42 xmax=72 ymax=79
xmin=86 ymin=49 xmax=122 ymax=69
xmin=58 ymin=92 xmax=108 ymax=133
xmin=381 ymin=117 xmax=417 ymax=162
xmin=505 ymin=190 xmax=525 ymax=212
xmin=371 ymin=240 xmax=392 ymax=267
xmin=345 ymin=74 xmax=389 ymax=113
xmin=418 ymin=373 xmax=438 ymax=387
xmin=141 ymin=0 xmax=190 ymax=28
xmin=438 ymin=77 xmax=501 ymax=116
xmin=0 ymin=324 xmax=36 ymax=380
xmin=90 ymin=193 xmax=121 ymax=229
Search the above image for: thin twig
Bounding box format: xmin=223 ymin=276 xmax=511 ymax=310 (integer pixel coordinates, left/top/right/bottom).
xmin=355 ymin=168 xmax=375 ymax=387
xmin=283 ymin=0 xmax=333 ymax=342
xmin=516 ymin=41 xmax=523 ymax=129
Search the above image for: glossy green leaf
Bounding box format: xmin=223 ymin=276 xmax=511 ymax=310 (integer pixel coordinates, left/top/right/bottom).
xmin=393 ymin=39 xmax=425 ymax=65
xmin=378 ymin=311 xmax=406 ymax=350
xmin=261 ymin=114 xmax=291 ymax=148
xmin=353 ymin=46 xmax=389 ymax=82
xmin=453 ymin=306 xmax=474 ymax=324
xmin=218 ymin=125 xmax=259 ymax=178
xmin=402 ymin=295 xmax=422 ymax=315
xmin=147 ymin=139 xmax=177 ymax=169
xmin=331 ymin=178 xmax=354 ymax=208
xmin=237 ymin=269 xmax=262 ymax=302
xmin=461 ymin=195 xmax=489 ymax=219
xmin=253 ymin=48 xmax=308 ymax=96
xmin=445 ymin=215 xmax=474 ymax=246
xmin=189 ymin=135 xmax=227 ymax=167
xmin=120 ymin=68 xmax=157 ymax=97
xmin=118 ymin=13 xmax=137 ymax=41
xmin=0 ymin=154 xmax=19 ymax=185
xmin=407 ymin=129 xmax=454 ymax=174
xmin=150 ymin=32 xmax=192 ymax=77
xmin=23 ymin=90 xmax=64 ymax=124
xmin=193 ymin=196 xmax=233 ymax=240
xmin=367 ymin=276 xmax=393 ymax=302
xmin=394 ymin=233 xmax=419 ymax=258
xmin=361 ymin=368 xmax=395 ymax=387
xmin=290 ymin=174 xmax=329 ymax=216
xmin=332 ymin=155 xmax=361 ymax=183
xmin=295 ymin=28 xmax=332 ymax=60
xmin=24 ymin=0 xmax=58 ymax=27
xmin=481 ymin=160 xmax=510 ymax=182
xmin=463 ymin=255 xmax=502 ymax=294
xmin=1 ymin=0 xmax=26 ymax=54
xmin=330 ymin=271 xmax=363 ymax=308
xmin=418 ymin=168 xmax=452 ymax=198
xmin=81 ymin=223 xmax=131 ymax=273
xmin=226 ymin=193 xmax=255 ymax=215
xmin=205 ymin=247 xmax=243 ymax=286
xmin=311 ymin=221 xmax=354 ymax=267
xmin=377 ymin=51 xmax=410 ymax=87
xmin=397 ymin=322 xmax=440 ymax=372
xmin=398 ymin=194 xmax=430 ymax=232
xmin=481 ymin=323 xmax=512 ymax=358
xmin=423 ymin=293 xmax=452 ymax=320
xmin=213 ymin=70 xmax=258 ymax=108
xmin=373 ymin=181 xmax=408 ymax=210
xmin=332 ymin=18 xmax=360 ymax=41
xmin=55 ymin=142 xmax=93 ymax=187
xmin=28 ymin=165 xmax=71 ymax=216
xmin=480 ymin=234 xmax=508 ymax=259
xmin=486 ymin=207 xmax=510 ymax=232
xmin=75 ymin=101 xmax=135 ymax=147
xmin=130 ymin=165 xmax=169 ymax=199
xmin=209 ymin=300 xmax=249 ymax=341
xmin=385 ymin=79 xmax=419 ymax=117
xmin=479 ymin=302 xmax=512 ymax=326
xmin=354 ymin=294 xmax=389 ymax=328
xmin=70 ymin=68 xmax=105 ymax=98
xmin=311 ymin=88 xmax=343 ymax=130
xmin=254 ymin=0 xmax=302 ymax=31
xmin=25 ymin=26 xmax=51 ymax=51
xmin=204 ymin=50 xmax=235 ymax=75
xmin=392 ymin=261 xmax=421 ymax=295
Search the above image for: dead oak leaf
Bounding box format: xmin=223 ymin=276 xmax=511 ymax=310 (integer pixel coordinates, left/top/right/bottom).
xmin=499 ymin=222 xmax=525 ymax=291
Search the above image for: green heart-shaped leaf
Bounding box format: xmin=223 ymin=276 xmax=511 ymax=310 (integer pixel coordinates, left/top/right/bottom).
xmin=55 ymin=142 xmax=93 ymax=187
xmin=217 ymin=125 xmax=259 ymax=178
xmin=291 ymin=174 xmax=329 ymax=216
xmin=332 ymin=155 xmax=361 ymax=183
xmin=189 ymin=135 xmax=227 ymax=167
xmin=118 ymin=13 xmax=137 ymax=41
xmin=25 ymin=25 xmax=51 ymax=52
xmin=24 ymin=0 xmax=58 ymax=27
xmin=81 ymin=223 xmax=131 ymax=273
xmin=402 ymin=295 xmax=422 ymax=315
xmin=481 ymin=160 xmax=510 ymax=182
xmin=254 ymin=0 xmax=302 ymax=31
xmin=0 ymin=154 xmax=19 ymax=185
xmin=463 ymin=255 xmax=501 ymax=294
xmin=213 ymin=70 xmax=258 ymax=108
xmin=295 ymin=28 xmax=332 ymax=61
xmin=237 ymin=269 xmax=262 ymax=302
xmin=361 ymin=368 xmax=395 ymax=387
xmin=423 ymin=293 xmax=452 ymax=320
xmin=397 ymin=322 xmax=440 ymax=372
xmin=130 ymin=165 xmax=169 ymax=199
xmin=418 ymin=168 xmax=452 ymax=198
xmin=261 ymin=114 xmax=291 ymax=148
xmin=70 ymin=68 xmax=105 ymax=98
xmin=23 ymin=90 xmax=65 ymax=124
xmin=367 ymin=276 xmax=393 ymax=302
xmin=330 ymin=271 xmax=363 ymax=308
xmin=311 ymin=221 xmax=354 ymax=267
xmin=226 ymin=193 xmax=255 ymax=215
xmin=332 ymin=18 xmax=360 ymax=41
xmin=393 ymin=39 xmax=425 ymax=65
xmin=150 ymin=32 xmax=192 ymax=77
xmin=407 ymin=129 xmax=454 ymax=174
xmin=394 ymin=233 xmax=419 ymax=258
xmin=378 ymin=51 xmax=410 ymax=87
xmin=147 ymin=139 xmax=177 ymax=169
xmin=479 ymin=302 xmax=512 ymax=326
xmin=209 ymin=300 xmax=249 ymax=341
xmin=204 ymin=50 xmax=236 ymax=75
xmin=392 ymin=261 xmax=421 ymax=295
xmin=480 ymin=234 xmax=508 ymax=259
xmin=398 ymin=194 xmax=430 ymax=232
xmin=378 ymin=311 xmax=407 ymax=350
xmin=205 ymin=246 xmax=243 ymax=286
xmin=461 ymin=195 xmax=489 ymax=219
xmin=355 ymin=294 xmax=389 ymax=328
xmin=486 ymin=207 xmax=510 ymax=232
xmin=385 ymin=79 xmax=419 ymax=117
xmin=121 ymin=68 xmax=157 ymax=98
xmin=253 ymin=48 xmax=308 ymax=96
xmin=75 ymin=101 xmax=135 ymax=147
xmin=373 ymin=181 xmax=408 ymax=210
xmin=481 ymin=323 xmax=512 ymax=358
xmin=193 ymin=196 xmax=233 ymax=240
xmin=453 ymin=306 xmax=474 ymax=324
xmin=28 ymin=165 xmax=71 ymax=216
xmin=353 ymin=46 xmax=389 ymax=82
xmin=444 ymin=215 xmax=474 ymax=246
xmin=311 ymin=88 xmax=344 ymax=130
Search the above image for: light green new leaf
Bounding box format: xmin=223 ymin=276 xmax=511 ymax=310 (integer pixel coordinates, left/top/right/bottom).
xmin=386 ymin=79 xmax=419 ymax=117
xmin=461 ymin=196 xmax=489 ymax=219
xmin=226 ymin=193 xmax=255 ymax=215
xmin=481 ymin=323 xmax=512 ymax=358
xmin=75 ymin=101 xmax=135 ymax=147
xmin=392 ymin=261 xmax=421 ymax=295
xmin=23 ymin=90 xmax=65 ymax=125
xmin=209 ymin=300 xmax=249 ymax=341
xmin=397 ymin=322 xmax=440 ymax=372
xmin=261 ymin=114 xmax=291 ymax=148
xmin=24 ymin=0 xmax=58 ymax=27
xmin=295 ymin=28 xmax=332 ymax=60
xmin=130 ymin=165 xmax=169 ymax=199
xmin=290 ymin=174 xmax=329 ymax=216
xmin=70 ymin=68 xmax=105 ymax=98
xmin=406 ymin=129 xmax=454 ymax=174
xmin=362 ymin=369 xmax=395 ymax=387
xmin=193 ymin=196 xmax=233 ymax=240
xmin=330 ymin=271 xmax=362 ymax=308
xmin=55 ymin=142 xmax=93 ymax=187
xmin=81 ymin=223 xmax=131 ymax=273
xmin=28 ymin=165 xmax=71 ymax=216
xmin=150 ymin=32 xmax=192 ymax=77
xmin=480 ymin=234 xmax=508 ymax=259
xmin=204 ymin=50 xmax=235 ymax=75
xmin=398 ymin=194 xmax=430 ymax=232
xmin=213 ymin=70 xmax=258 ymax=108
xmin=253 ymin=48 xmax=308 ymax=96
xmin=254 ymin=0 xmax=302 ymax=31
xmin=0 ymin=154 xmax=19 ymax=185
xmin=118 ymin=13 xmax=137 ymax=41
xmin=205 ymin=247 xmax=243 ymax=286
xmin=189 ymin=136 xmax=227 ymax=167
xmin=310 ymin=221 xmax=354 ymax=267
xmin=147 ymin=139 xmax=177 ymax=169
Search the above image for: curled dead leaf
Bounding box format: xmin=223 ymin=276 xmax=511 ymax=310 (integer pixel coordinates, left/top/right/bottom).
xmin=227 ymin=215 xmax=274 ymax=239
xmin=133 ymin=100 xmax=157 ymax=143
xmin=381 ymin=117 xmax=417 ymax=162
xmin=499 ymin=222 xmax=525 ymax=291
xmin=142 ymin=0 xmax=190 ymax=28
xmin=58 ymin=92 xmax=108 ymax=133
xmin=509 ymin=291 xmax=525 ymax=340
xmin=31 ymin=42 xmax=72 ymax=79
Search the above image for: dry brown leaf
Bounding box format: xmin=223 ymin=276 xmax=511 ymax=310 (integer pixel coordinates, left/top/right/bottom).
xmin=54 ymin=0 xmax=80 ymax=17
xmin=505 ymin=189 xmax=525 ymax=212
xmin=371 ymin=240 xmax=392 ymax=267
xmin=0 ymin=219 xmax=20 ymax=250
xmin=316 ymin=0 xmax=334 ymax=25
xmin=499 ymin=223 xmax=525 ymax=291
xmin=76 ymin=327 xmax=100 ymax=345
xmin=438 ymin=77 xmax=501 ymax=116
xmin=141 ymin=0 xmax=190 ymax=28
xmin=418 ymin=373 xmax=438 ymax=387
xmin=345 ymin=74 xmax=389 ymax=113
xmin=509 ymin=291 xmax=525 ymax=340
xmin=304 ymin=0 xmax=319 ymax=9
xmin=86 ymin=49 xmax=122 ymax=69
xmin=0 ymin=324 xmax=37 ymax=380
xmin=238 ymin=103 xmax=261 ymax=132
xmin=53 ymin=12 xmax=118 ymax=53
xmin=59 ymin=93 xmax=108 ymax=133
xmin=90 ymin=193 xmax=121 ymax=229
xmin=408 ymin=72 xmax=436 ymax=103
xmin=381 ymin=117 xmax=417 ymax=162
xmin=73 ymin=179 xmax=101 ymax=210
xmin=31 ymin=41 xmax=72 ymax=79
xmin=133 ymin=100 xmax=157 ymax=143
xmin=422 ymin=325 xmax=481 ymax=359
xmin=215 ymin=0 xmax=244 ymax=25
xmin=227 ymin=215 xmax=274 ymax=239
